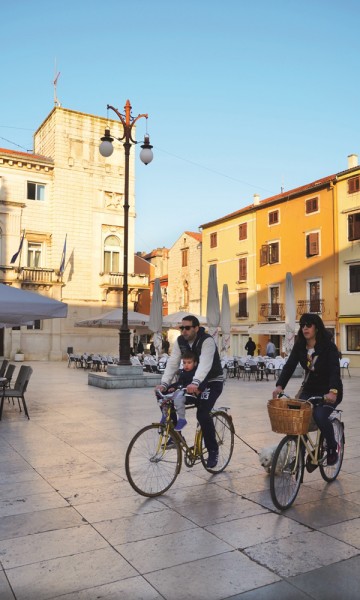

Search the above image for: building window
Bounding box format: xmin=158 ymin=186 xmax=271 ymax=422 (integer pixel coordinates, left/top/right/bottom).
xmin=309 ymin=280 xmax=321 ymax=311
xmin=239 ymin=223 xmax=247 ymax=240
xmin=210 ymin=232 xmax=217 ymax=248
xmin=270 ymin=286 xmax=280 ymax=316
xmin=348 ymin=213 xmax=360 ymax=241
xmin=181 ymin=249 xmax=188 ymax=267
xmin=27 ymin=242 xmax=42 ymax=267
xmin=27 ymin=182 xmax=45 ymax=201
xmin=346 ymin=325 xmax=360 ymax=351
xmin=237 ymin=292 xmax=247 ymax=317
xmin=238 ymin=257 xmax=247 ymax=281
xmin=348 ymin=176 xmax=360 ymax=194
xmin=306 ymin=197 xmax=319 ymax=214
xmin=268 ymin=210 xmax=279 ymax=225
xmin=350 ymin=264 xmax=360 ymax=293
xmin=260 ymin=242 xmax=279 ymax=266
xmin=27 ymin=320 xmax=41 ymax=330
xmin=306 ymin=232 xmax=319 ymax=257
xmin=104 ymin=235 xmax=120 ymax=272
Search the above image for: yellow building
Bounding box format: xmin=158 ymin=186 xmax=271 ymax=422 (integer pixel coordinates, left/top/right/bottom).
xmin=201 ymin=203 xmax=257 ymax=356
xmin=254 ymin=175 xmax=338 ymax=355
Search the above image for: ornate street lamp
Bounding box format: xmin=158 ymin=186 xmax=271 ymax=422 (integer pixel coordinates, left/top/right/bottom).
xmin=99 ymin=100 xmax=153 ymax=365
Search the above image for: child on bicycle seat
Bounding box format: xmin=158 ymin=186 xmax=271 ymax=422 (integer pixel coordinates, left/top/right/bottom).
xmin=161 ymin=350 xmax=208 ymax=431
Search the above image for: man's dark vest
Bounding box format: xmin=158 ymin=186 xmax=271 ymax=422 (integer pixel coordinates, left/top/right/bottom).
xmin=177 ymin=327 xmax=223 ymax=380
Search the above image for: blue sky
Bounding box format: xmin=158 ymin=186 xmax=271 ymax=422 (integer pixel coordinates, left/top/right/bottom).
xmin=1 ymin=0 xmax=360 ymax=252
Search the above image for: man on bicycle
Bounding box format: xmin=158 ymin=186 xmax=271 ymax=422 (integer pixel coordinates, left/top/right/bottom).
xmin=155 ymin=315 xmax=224 ymax=468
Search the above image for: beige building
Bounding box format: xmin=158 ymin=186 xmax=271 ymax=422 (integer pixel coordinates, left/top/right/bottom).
xmin=0 ymin=106 xmax=149 ymax=359
xmin=337 ymin=154 xmax=360 ymax=367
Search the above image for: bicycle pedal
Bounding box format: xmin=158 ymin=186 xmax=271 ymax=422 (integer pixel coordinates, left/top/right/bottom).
xmin=305 ymin=456 xmax=318 ymax=473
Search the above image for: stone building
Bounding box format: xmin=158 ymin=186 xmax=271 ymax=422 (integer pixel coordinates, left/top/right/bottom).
xmin=0 ymin=106 xmax=150 ymax=360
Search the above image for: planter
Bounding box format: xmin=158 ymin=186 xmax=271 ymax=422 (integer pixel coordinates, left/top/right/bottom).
xmin=14 ymin=353 xmax=25 ymax=362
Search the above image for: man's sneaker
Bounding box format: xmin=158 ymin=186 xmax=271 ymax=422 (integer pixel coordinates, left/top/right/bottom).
xmin=327 ymin=448 xmax=338 ymax=466
xmin=206 ymin=450 xmax=219 ymax=469
xmin=174 ymin=418 xmax=187 ymax=431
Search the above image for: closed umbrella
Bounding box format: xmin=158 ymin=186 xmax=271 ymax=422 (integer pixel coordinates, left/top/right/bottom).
xmin=148 ymin=278 xmax=163 ymax=359
xmin=284 ymin=272 xmax=296 ymax=356
xmin=220 ymin=284 xmax=231 ymax=356
xmin=206 ymin=265 xmax=220 ymax=344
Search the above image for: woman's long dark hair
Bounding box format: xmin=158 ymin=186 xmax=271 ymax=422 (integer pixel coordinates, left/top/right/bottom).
xmin=295 ymin=313 xmax=331 ymax=347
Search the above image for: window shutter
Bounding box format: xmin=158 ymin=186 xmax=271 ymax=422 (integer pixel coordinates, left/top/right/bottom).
xmin=348 ymin=213 xmax=360 ymax=241
xmin=307 ymin=233 xmax=319 ymax=256
xmin=238 ymin=292 xmax=247 ymax=316
xmin=260 ymin=245 xmax=269 ymax=266
xmin=239 ymin=257 xmax=247 ymax=281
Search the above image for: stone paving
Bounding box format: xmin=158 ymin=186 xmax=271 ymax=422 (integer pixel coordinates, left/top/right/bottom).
xmin=0 ymin=361 xmax=359 ymax=599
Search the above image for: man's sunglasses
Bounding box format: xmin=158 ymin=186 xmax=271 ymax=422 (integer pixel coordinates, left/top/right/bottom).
xmin=179 ymin=325 xmax=194 ymax=331
xmin=301 ymin=322 xmax=315 ymax=328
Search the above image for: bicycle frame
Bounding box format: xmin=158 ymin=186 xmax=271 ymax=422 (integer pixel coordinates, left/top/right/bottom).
xmin=156 ymin=394 xmax=231 ymax=466
xmin=289 ymin=408 xmax=342 ymax=472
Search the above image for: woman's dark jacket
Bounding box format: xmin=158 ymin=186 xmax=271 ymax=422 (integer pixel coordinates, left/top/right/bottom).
xmin=276 ymin=339 xmax=343 ymax=403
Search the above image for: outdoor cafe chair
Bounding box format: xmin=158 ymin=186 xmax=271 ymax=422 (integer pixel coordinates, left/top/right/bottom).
xmin=4 ymin=363 xmax=16 ymax=388
xmin=0 ymin=365 xmax=33 ymax=420
xmin=0 ymin=359 xmax=9 ymax=378
xmin=340 ymin=358 xmax=351 ymax=377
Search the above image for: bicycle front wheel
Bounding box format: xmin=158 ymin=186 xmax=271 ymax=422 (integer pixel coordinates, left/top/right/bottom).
xmin=270 ymin=435 xmax=304 ymax=510
xmin=201 ymin=411 xmax=234 ymax=474
xmin=125 ymin=424 xmax=182 ymax=497
xmin=319 ymin=418 xmax=345 ymax=482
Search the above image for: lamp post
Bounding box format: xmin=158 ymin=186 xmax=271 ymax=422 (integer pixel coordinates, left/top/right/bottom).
xmin=99 ymin=100 xmax=153 ymax=365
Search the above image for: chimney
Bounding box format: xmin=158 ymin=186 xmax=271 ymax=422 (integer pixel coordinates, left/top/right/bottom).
xmin=348 ymin=154 xmax=358 ymax=169
xmin=253 ymin=193 xmax=260 ymax=205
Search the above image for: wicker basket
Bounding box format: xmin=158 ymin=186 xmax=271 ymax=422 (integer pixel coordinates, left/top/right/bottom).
xmin=267 ymin=398 xmax=313 ymax=435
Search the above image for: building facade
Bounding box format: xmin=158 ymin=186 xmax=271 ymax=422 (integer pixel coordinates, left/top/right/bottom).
xmin=0 ymin=106 xmax=150 ymax=359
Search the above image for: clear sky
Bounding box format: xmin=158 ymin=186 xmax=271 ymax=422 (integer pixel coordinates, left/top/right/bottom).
xmin=1 ymin=0 xmax=360 ymax=253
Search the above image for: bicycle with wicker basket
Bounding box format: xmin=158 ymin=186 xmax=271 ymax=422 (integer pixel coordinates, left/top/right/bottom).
xmin=267 ymin=395 xmax=345 ymax=510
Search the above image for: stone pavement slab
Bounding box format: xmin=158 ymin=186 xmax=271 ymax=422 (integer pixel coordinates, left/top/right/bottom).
xmin=0 ymin=361 xmax=359 ymax=599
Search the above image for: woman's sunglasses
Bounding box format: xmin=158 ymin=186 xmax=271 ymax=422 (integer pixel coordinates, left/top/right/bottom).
xmin=179 ymin=325 xmax=194 ymax=331
xmin=301 ymin=322 xmax=315 ymax=328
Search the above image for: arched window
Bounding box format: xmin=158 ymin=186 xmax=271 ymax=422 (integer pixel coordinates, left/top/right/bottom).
xmin=104 ymin=235 xmax=121 ymax=273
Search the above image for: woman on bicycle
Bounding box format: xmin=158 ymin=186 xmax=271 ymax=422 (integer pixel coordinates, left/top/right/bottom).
xmin=273 ymin=313 xmax=343 ymax=466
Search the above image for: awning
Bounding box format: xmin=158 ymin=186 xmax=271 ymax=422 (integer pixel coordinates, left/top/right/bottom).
xmin=249 ymin=322 xmax=286 ymax=335
xmin=338 ymin=316 xmax=360 ymax=324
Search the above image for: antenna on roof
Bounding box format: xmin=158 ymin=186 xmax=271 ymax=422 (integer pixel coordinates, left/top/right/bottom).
xmin=53 ymin=59 xmax=61 ymax=107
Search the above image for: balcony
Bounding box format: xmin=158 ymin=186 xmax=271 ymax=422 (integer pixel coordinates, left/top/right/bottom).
xmin=0 ymin=266 xmax=56 ymax=290
xmin=260 ymin=303 xmax=285 ymax=320
xmin=297 ymin=299 xmax=325 ymax=316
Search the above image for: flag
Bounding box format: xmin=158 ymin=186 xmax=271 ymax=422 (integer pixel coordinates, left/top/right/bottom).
xmin=10 ymin=230 xmax=25 ymax=264
xmin=59 ymin=234 xmax=67 ymax=274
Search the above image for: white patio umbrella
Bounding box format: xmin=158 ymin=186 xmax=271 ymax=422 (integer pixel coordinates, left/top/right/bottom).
xmin=148 ymin=278 xmax=163 ymax=359
xmin=284 ymin=272 xmax=296 ymax=356
xmin=75 ymin=308 xmax=149 ymax=329
xmin=220 ymin=284 xmax=231 ymax=356
xmin=163 ymin=311 xmax=207 ymax=329
xmin=0 ymin=284 xmax=68 ymax=326
xmin=206 ymin=264 xmax=220 ymax=344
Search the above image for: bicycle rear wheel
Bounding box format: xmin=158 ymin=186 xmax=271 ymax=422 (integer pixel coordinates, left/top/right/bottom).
xmin=319 ymin=419 xmax=345 ymax=482
xmin=125 ymin=424 xmax=182 ymax=497
xmin=201 ymin=411 xmax=234 ymax=473
xmin=270 ymin=435 xmax=304 ymax=510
